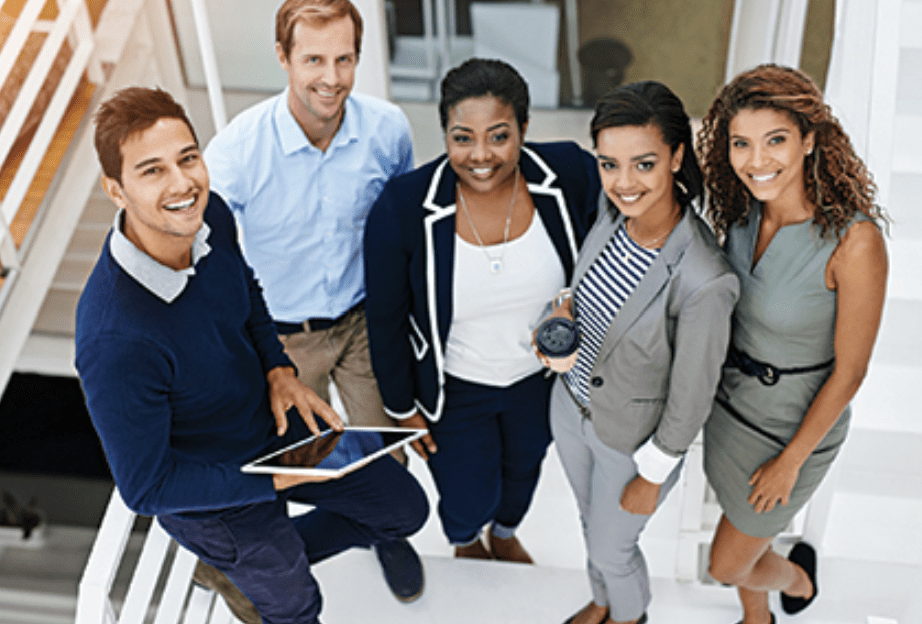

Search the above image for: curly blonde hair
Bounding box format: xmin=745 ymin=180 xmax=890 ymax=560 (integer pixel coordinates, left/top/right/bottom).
xmin=697 ymin=63 xmax=884 ymax=239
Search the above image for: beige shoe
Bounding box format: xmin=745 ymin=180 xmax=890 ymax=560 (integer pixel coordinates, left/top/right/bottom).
xmin=453 ymin=538 xmax=492 ymax=559
xmin=192 ymin=560 xmax=262 ymax=624
xmin=487 ymin=531 xmax=534 ymax=564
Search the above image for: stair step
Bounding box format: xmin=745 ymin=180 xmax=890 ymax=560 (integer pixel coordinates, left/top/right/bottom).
xmin=887 ymin=240 xmax=922 ymax=300
xmin=32 ymin=289 xmax=79 ymax=336
xmin=896 ymin=49 xmax=922 ymax=115
xmin=823 ymin=491 xmax=922 ymax=565
xmin=0 ymin=589 xmax=75 ymax=624
xmin=892 ymin=114 xmax=922 ymax=174
xmin=15 ymin=334 xmax=76 ymax=376
xmin=837 ymin=429 xmax=922 ymax=497
xmin=887 ymin=172 xmax=922 ymax=238
xmin=51 ymin=257 xmax=94 ymax=292
xmin=902 ymin=1 xmax=922 ymax=49
xmin=65 ymin=224 xmax=110 ymax=258
xmin=78 ymin=195 xmax=116 ymax=228
xmin=852 ymin=363 xmax=922 ymax=434
xmin=869 ymin=297 xmax=922 ymax=369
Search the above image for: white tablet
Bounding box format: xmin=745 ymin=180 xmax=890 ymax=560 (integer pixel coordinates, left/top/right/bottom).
xmin=241 ymin=426 xmax=425 ymax=477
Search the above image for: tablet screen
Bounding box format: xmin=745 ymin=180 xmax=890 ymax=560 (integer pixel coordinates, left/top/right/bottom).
xmin=243 ymin=427 xmax=423 ymax=475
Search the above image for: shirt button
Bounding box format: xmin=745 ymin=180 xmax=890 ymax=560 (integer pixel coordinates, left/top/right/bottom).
xmin=590 ymin=377 xmax=603 ymax=387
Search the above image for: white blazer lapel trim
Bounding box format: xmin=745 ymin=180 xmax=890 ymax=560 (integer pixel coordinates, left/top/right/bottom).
xmin=421 ymin=159 xmax=454 ymax=421
xmin=521 ymin=146 xmax=579 ymax=268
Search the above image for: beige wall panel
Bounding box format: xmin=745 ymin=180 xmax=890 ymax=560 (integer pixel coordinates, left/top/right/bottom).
xmin=577 ymin=0 xmax=734 ymax=118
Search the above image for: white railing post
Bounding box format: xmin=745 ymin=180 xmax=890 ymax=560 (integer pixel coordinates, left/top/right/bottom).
xmin=75 ymin=490 xmax=136 ymax=624
xmin=0 ymin=219 xmax=19 ymax=275
xmin=74 ymin=0 xmax=106 ymax=83
xmin=187 ymin=0 xmax=227 ymax=132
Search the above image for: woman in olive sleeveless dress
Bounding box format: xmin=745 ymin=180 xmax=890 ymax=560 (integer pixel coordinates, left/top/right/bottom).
xmin=697 ymin=64 xmax=888 ymax=624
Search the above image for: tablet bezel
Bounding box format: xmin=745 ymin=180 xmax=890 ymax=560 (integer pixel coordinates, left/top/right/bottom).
xmin=240 ymin=426 xmax=425 ymax=477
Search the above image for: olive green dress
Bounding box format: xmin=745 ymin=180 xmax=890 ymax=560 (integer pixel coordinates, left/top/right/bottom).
xmin=704 ymin=204 xmax=865 ymax=538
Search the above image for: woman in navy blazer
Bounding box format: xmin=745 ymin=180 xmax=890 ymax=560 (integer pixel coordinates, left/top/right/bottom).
xmin=364 ymin=59 xmax=599 ymax=561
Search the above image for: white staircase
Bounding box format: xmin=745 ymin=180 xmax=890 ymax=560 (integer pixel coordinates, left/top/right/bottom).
xmin=0 ymin=0 xmax=189 ymax=395
xmin=820 ymin=0 xmax=922 ymax=568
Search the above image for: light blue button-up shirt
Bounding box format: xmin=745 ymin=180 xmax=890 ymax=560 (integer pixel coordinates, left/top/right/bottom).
xmin=204 ymin=89 xmax=413 ymax=323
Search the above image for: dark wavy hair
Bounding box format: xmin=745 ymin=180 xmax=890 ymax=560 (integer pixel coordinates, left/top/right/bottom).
xmin=590 ymin=80 xmax=703 ymax=210
xmin=697 ymin=63 xmax=884 ymax=239
xmin=439 ymin=58 xmax=529 ymax=132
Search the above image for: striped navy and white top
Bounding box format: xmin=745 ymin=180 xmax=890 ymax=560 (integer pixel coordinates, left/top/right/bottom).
xmin=564 ymin=223 xmax=660 ymax=406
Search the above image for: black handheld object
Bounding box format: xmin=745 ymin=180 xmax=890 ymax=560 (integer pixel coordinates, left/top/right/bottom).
xmin=534 ymin=316 xmax=579 ymax=357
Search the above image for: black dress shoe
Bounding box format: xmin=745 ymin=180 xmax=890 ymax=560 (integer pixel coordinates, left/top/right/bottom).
xmin=781 ymin=541 xmax=818 ymax=615
xmin=374 ymin=538 xmax=424 ymax=602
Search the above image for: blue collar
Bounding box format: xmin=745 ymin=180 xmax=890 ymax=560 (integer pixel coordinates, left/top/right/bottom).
xmin=274 ymin=88 xmax=360 ymax=155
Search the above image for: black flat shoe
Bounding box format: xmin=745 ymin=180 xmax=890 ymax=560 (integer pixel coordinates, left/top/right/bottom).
xmin=563 ymin=611 xmax=644 ymax=624
xmin=561 ymin=605 xmax=612 ymax=624
xmin=781 ymin=541 xmax=818 ymax=614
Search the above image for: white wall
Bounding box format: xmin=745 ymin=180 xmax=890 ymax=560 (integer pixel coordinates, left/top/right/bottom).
xmin=172 ymin=0 xmax=390 ymax=100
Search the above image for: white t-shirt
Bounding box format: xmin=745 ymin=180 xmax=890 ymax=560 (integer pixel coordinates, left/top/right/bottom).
xmin=444 ymin=212 xmax=564 ymax=386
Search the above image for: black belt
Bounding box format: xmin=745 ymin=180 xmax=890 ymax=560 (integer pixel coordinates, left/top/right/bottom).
xmin=275 ymin=301 xmax=364 ymax=335
xmin=726 ymin=345 xmax=834 ymax=387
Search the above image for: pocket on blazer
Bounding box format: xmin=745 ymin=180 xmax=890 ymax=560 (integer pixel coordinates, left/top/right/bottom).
xmin=408 ymin=314 xmax=429 ymax=360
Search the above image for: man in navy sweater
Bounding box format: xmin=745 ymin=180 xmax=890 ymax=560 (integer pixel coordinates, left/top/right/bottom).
xmin=75 ymin=87 xmax=427 ymax=624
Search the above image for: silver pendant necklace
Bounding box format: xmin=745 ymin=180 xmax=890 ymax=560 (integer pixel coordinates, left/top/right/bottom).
xmin=457 ymin=166 xmax=519 ymax=274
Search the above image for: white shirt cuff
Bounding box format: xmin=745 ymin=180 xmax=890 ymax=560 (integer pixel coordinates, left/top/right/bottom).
xmin=384 ymin=405 xmax=418 ymax=420
xmin=633 ymin=437 xmax=682 ymax=484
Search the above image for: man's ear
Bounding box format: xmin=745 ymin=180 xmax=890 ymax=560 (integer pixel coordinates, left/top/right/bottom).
xmin=276 ymin=41 xmax=288 ymax=70
xmin=101 ymin=175 xmax=126 ymax=209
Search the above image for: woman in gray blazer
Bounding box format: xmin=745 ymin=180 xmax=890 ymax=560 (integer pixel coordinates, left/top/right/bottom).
xmin=542 ymin=82 xmax=739 ymax=624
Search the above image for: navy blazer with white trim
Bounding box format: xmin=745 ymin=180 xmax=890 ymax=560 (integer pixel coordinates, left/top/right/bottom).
xmin=364 ymin=141 xmax=600 ymax=421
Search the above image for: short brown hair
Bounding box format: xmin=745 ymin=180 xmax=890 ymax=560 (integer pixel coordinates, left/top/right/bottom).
xmin=276 ymin=0 xmax=362 ymax=60
xmin=93 ymin=87 xmax=197 ymax=184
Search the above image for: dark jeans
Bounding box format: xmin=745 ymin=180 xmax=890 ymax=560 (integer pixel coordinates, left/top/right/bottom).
xmin=158 ymin=456 xmax=427 ymax=624
xmin=427 ymin=370 xmax=553 ymax=544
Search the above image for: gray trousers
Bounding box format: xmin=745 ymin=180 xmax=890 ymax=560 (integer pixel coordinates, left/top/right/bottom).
xmin=550 ymin=379 xmax=682 ymax=622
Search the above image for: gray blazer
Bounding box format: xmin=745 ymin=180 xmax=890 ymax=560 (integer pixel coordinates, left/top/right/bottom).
xmin=571 ymin=201 xmax=739 ymax=459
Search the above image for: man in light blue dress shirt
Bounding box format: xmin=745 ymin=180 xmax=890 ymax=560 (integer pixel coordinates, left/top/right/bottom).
xmin=203 ymin=0 xmax=421 ymax=606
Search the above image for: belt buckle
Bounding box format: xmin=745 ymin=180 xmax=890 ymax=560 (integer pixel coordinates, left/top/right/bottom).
xmin=758 ymin=365 xmax=780 ymax=386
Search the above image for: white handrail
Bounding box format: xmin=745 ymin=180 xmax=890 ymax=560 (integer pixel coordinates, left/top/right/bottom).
xmin=1 ymin=36 xmax=94 ymax=228
xmin=187 ymin=0 xmax=227 ymax=132
xmin=0 ymin=0 xmax=85 ymax=173
xmin=0 ymin=0 xmax=45 ymax=89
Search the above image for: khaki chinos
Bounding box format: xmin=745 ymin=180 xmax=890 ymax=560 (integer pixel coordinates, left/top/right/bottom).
xmin=278 ymin=305 xmax=405 ymax=464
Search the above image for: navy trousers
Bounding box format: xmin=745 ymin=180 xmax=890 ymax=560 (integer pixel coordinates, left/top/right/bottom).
xmin=426 ymin=370 xmax=553 ymax=544
xmin=159 ymin=455 xmax=427 ymax=624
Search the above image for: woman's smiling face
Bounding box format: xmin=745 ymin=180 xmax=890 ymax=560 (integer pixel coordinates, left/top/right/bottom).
xmin=445 ymin=95 xmax=526 ymax=195
xmin=728 ymin=107 xmax=814 ymax=206
xmin=595 ymin=122 xmax=683 ymax=221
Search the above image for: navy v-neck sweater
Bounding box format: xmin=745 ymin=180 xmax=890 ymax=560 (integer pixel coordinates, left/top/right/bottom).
xmin=76 ymin=195 xmax=294 ymax=516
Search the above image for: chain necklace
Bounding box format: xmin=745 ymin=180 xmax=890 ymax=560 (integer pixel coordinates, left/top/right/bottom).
xmin=457 ymin=166 xmax=519 ymax=274
xmin=621 ymin=215 xmax=675 ymax=262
